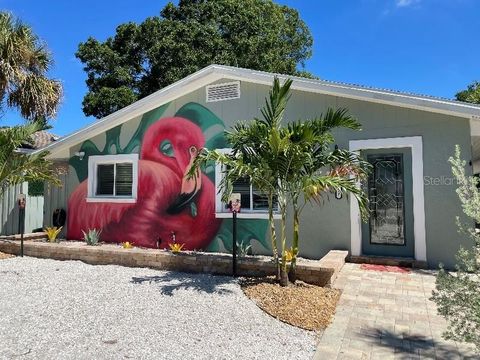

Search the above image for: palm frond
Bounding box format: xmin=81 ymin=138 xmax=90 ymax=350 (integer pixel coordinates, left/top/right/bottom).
xmin=310 ymin=108 xmax=361 ymax=135
xmin=0 ymin=11 xmax=62 ymax=120
xmin=0 ymin=120 xmax=60 ymax=192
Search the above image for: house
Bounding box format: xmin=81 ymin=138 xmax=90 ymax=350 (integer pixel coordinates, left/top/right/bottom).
xmin=36 ymin=65 xmax=480 ymax=268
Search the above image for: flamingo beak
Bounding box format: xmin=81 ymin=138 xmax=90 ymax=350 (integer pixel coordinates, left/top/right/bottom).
xmin=167 ymin=146 xmax=202 ymax=215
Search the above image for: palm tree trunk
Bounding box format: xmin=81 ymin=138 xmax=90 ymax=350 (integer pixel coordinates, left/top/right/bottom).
xmin=279 ymin=192 xmax=289 ymax=287
xmin=288 ymin=198 xmax=300 ymax=284
xmin=268 ymin=191 xmax=280 ymax=281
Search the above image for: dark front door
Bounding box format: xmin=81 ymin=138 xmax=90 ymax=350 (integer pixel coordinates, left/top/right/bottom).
xmin=361 ymin=148 xmax=414 ymax=258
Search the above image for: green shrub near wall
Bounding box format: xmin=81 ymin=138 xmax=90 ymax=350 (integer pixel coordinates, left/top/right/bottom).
xmin=28 ymin=180 xmax=44 ymax=196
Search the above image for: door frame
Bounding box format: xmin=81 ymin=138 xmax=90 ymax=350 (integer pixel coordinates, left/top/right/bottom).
xmin=349 ymin=136 xmax=426 ymax=261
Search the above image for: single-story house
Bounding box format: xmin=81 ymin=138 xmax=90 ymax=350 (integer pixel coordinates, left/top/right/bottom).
xmin=36 ymin=65 xmax=480 ymax=268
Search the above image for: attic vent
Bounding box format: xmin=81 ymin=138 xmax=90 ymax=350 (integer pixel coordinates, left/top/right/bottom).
xmin=206 ymin=81 xmax=240 ymax=102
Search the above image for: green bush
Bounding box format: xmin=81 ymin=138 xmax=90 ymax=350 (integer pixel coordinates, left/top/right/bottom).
xmin=431 ymin=145 xmax=480 ymax=351
xmin=28 ymin=180 xmax=44 ymax=196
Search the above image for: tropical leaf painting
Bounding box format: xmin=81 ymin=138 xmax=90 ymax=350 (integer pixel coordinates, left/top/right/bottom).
xmin=69 ymin=104 xmax=169 ymax=182
xmin=69 ymin=102 xmax=270 ymax=252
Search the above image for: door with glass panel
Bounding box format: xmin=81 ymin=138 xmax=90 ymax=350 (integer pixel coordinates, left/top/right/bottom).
xmin=361 ymin=148 xmax=414 ymax=258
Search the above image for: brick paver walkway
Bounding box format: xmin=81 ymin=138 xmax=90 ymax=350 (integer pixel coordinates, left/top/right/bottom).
xmin=314 ymin=263 xmax=478 ymax=359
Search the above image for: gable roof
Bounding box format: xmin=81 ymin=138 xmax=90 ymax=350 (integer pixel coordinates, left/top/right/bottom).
xmin=37 ymin=64 xmax=480 ymax=158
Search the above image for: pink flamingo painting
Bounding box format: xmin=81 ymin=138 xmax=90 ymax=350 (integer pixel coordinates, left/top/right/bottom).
xmin=67 ymin=117 xmax=221 ymax=250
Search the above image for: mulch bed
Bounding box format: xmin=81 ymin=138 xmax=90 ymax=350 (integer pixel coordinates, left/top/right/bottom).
xmin=241 ymin=277 xmax=341 ymax=331
xmin=0 ymin=252 xmax=14 ymax=260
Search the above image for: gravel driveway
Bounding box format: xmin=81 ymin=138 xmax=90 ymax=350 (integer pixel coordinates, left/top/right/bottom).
xmin=0 ymin=257 xmax=316 ymax=360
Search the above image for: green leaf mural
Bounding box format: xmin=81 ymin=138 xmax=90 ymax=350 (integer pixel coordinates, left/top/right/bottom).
xmin=207 ymin=218 xmax=271 ymax=253
xmin=69 ymin=104 xmax=169 ymax=182
xmin=69 ymin=102 xmax=269 ymax=253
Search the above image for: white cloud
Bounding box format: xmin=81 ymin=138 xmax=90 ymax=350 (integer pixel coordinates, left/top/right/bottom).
xmin=396 ymin=0 xmax=420 ymax=7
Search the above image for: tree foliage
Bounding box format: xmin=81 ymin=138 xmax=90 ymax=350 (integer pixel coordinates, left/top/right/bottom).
xmin=431 ymin=145 xmax=480 ymax=351
xmin=456 ymin=81 xmax=480 ymax=104
xmin=0 ymin=12 xmax=62 ymax=120
xmin=0 ymin=12 xmax=61 ymax=190
xmin=0 ymin=121 xmax=60 ymax=192
xmin=76 ymin=0 xmax=314 ymax=118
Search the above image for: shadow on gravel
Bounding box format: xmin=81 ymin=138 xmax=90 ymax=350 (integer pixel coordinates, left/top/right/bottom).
xmin=130 ymin=271 xmax=235 ymax=296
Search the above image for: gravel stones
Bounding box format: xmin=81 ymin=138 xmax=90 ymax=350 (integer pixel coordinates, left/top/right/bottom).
xmin=0 ymin=257 xmax=316 ymax=359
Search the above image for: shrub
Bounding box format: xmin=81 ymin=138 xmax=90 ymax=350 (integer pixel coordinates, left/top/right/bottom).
xmin=28 ymin=180 xmax=44 ymax=196
xmin=122 ymin=241 xmax=133 ymax=249
xmin=168 ymin=243 xmax=184 ymax=253
xmin=82 ymin=229 xmax=101 ymax=246
xmin=236 ymin=241 xmax=252 ymax=257
xmin=44 ymin=226 xmax=62 ymax=243
xmin=431 ymin=145 xmax=480 ymax=351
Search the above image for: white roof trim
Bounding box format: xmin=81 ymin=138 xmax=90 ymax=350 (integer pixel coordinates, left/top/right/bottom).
xmin=37 ymin=64 xmax=480 ymax=157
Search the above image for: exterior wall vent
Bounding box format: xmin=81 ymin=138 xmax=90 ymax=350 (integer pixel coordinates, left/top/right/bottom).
xmin=206 ymin=81 xmax=240 ymax=103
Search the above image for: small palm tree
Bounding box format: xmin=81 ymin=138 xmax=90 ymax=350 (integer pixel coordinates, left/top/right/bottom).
xmin=190 ymin=79 xmax=292 ymax=279
xmin=285 ymin=116 xmax=370 ymax=282
xmin=0 ymin=121 xmax=60 ymax=192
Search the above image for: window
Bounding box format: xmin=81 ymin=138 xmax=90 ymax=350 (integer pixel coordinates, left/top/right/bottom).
xmin=215 ymin=149 xmax=279 ymax=219
xmin=225 ymin=177 xmax=276 ymax=212
xmin=87 ymin=154 xmax=138 ymax=203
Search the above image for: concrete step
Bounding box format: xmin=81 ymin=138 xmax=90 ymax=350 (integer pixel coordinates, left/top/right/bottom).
xmin=348 ymin=254 xmax=428 ymax=269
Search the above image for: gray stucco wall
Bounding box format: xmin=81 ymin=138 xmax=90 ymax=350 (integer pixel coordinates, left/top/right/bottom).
xmin=56 ymin=78 xmax=472 ymax=268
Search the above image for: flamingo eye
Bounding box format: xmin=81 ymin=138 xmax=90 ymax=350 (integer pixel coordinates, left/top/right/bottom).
xmin=160 ymin=140 xmax=174 ymax=157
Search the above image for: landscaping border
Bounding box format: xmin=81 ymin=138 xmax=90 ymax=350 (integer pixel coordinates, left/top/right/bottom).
xmin=0 ymin=240 xmax=347 ymax=286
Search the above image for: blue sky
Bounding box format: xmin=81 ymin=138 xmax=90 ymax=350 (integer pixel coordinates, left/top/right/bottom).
xmin=1 ymin=0 xmax=478 ymax=135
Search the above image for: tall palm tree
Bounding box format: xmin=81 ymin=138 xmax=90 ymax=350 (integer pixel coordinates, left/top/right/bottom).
xmin=0 ymin=12 xmax=62 ymax=191
xmin=0 ymin=12 xmax=62 ymax=120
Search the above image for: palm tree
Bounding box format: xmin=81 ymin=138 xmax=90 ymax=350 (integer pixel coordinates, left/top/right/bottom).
xmin=0 ymin=12 xmax=62 ymax=120
xmin=0 ymin=12 xmax=62 ymax=190
xmin=190 ymin=78 xmax=370 ymax=287
xmin=190 ymin=78 xmax=292 ymax=280
xmin=285 ymin=115 xmax=370 ymax=282
xmin=0 ymin=121 xmax=60 ymax=191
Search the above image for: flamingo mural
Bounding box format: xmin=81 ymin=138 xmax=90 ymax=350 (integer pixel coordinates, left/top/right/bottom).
xmin=67 ymin=102 xmax=270 ymax=252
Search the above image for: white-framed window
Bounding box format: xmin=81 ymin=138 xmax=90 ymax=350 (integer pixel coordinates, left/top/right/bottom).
xmin=215 ymin=149 xmax=279 ymax=219
xmin=86 ymin=154 xmax=138 ymax=203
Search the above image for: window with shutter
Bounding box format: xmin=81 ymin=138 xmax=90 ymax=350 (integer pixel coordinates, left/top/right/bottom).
xmin=215 ymin=149 xmax=279 ymax=219
xmin=96 ymin=164 xmax=114 ymax=196
xmin=115 ymin=163 xmax=133 ymax=196
xmin=87 ymin=154 xmax=138 ymax=203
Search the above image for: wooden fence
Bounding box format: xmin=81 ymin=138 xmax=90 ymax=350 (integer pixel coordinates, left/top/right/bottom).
xmin=0 ymin=182 xmax=44 ymax=235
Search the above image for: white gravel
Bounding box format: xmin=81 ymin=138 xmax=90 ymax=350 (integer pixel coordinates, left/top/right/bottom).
xmin=0 ymin=257 xmax=316 ymax=360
